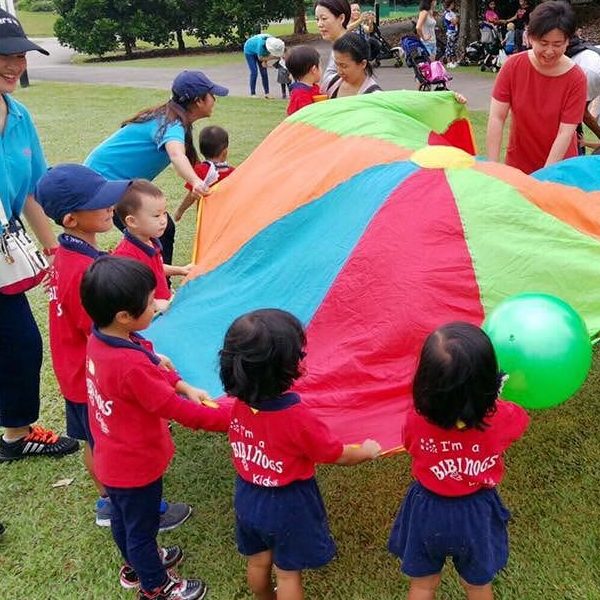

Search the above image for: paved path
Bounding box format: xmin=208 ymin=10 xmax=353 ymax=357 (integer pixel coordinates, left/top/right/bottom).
xmin=26 ymin=37 xmax=494 ymax=111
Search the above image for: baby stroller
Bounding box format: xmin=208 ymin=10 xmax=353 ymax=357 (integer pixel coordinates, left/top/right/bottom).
xmin=369 ymin=20 xmax=403 ymax=67
xmin=479 ymin=22 xmax=502 ymax=72
xmin=401 ymin=35 xmax=452 ymax=92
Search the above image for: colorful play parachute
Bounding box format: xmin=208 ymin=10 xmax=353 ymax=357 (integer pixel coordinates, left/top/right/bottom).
xmin=148 ymin=92 xmax=600 ymax=452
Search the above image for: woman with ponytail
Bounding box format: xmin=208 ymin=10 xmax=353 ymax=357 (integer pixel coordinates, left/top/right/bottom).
xmin=85 ymin=71 xmax=228 ymax=264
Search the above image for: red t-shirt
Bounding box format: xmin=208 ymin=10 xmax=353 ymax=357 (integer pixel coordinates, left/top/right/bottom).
xmin=183 ymin=161 xmax=235 ymax=191
xmin=86 ymin=328 xmax=231 ymax=488
xmin=287 ymin=83 xmax=321 ymax=115
xmin=113 ymin=231 xmax=171 ymax=300
xmin=404 ymin=400 xmax=529 ymax=497
xmin=228 ymin=392 xmax=344 ymax=487
xmin=492 ymin=52 xmax=587 ymax=174
xmin=48 ymin=234 xmax=100 ymax=403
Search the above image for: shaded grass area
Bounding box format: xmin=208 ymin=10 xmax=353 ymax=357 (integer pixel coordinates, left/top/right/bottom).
xmin=3 ymin=82 xmax=599 ymax=599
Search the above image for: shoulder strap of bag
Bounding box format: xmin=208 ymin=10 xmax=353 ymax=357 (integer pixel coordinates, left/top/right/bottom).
xmin=0 ymin=197 xmax=10 ymax=229
xmin=364 ymin=83 xmax=382 ymax=94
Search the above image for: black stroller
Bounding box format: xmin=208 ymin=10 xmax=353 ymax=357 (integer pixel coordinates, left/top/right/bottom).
xmin=479 ymin=22 xmax=502 ymax=72
xmin=401 ymin=35 xmax=452 ymax=92
xmin=369 ymin=20 xmax=403 ymax=67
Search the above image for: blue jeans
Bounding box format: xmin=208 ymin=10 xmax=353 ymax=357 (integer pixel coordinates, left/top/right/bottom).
xmin=105 ymin=478 xmax=166 ymax=592
xmin=245 ymin=52 xmax=270 ymax=95
xmin=0 ymin=292 xmax=42 ymax=427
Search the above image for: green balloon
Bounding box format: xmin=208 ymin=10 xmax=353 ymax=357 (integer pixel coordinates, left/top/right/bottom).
xmin=483 ymin=293 xmax=592 ymax=410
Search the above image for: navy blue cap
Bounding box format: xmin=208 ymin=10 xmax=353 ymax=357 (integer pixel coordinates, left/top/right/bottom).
xmin=0 ymin=9 xmax=49 ymax=55
xmin=171 ymin=70 xmax=229 ymax=106
xmin=36 ymin=164 xmax=132 ymax=224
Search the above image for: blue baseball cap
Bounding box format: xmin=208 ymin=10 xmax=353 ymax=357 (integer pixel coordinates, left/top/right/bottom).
xmin=36 ymin=164 xmax=132 ymax=224
xmin=171 ymin=70 xmax=229 ymax=106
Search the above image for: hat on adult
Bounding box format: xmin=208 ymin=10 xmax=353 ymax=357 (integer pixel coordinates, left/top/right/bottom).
xmin=36 ymin=164 xmax=132 ymax=224
xmin=171 ymin=71 xmax=229 ymax=106
xmin=0 ymin=9 xmax=49 ymax=55
xmin=265 ymin=37 xmax=285 ymax=57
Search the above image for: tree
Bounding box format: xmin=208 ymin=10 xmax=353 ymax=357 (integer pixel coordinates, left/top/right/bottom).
xmin=458 ymin=0 xmax=480 ymax=52
xmin=54 ymin=0 xmax=173 ymax=57
xmin=294 ymin=0 xmax=308 ymax=35
xmin=53 ymin=0 xmax=297 ymax=57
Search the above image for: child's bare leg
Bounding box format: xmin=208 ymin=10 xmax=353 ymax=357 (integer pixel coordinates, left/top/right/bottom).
xmin=83 ymin=442 xmax=106 ymax=496
xmin=247 ymin=550 xmax=276 ymax=600
xmin=460 ymin=579 xmax=494 ymax=600
xmin=407 ymin=574 xmax=441 ymax=600
xmin=174 ymin=192 xmax=196 ymax=222
xmin=274 ymin=567 xmax=303 ymax=600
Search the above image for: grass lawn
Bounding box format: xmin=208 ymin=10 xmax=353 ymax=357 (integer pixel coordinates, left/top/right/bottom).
xmin=3 ymin=82 xmax=599 ymax=599
xmin=72 ymin=51 xmax=245 ymax=69
xmin=15 ymin=10 xmax=57 ymax=37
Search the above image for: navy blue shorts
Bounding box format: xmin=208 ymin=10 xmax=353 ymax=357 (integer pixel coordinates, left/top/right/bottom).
xmin=65 ymin=400 xmax=93 ymax=446
xmin=234 ymin=476 xmax=336 ymax=571
xmin=388 ymin=482 xmax=510 ymax=585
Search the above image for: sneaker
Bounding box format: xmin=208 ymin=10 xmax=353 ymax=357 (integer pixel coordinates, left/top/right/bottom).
xmin=139 ymin=573 xmax=208 ymax=600
xmin=120 ymin=546 xmax=184 ymax=589
xmin=158 ymin=501 xmax=192 ymax=532
xmin=96 ymin=498 xmax=192 ymax=532
xmin=0 ymin=426 xmax=79 ymax=462
xmin=95 ymin=497 xmax=112 ymax=527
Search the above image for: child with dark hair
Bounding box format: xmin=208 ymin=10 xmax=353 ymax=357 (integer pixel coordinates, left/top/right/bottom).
xmin=114 ymin=179 xmax=192 ymax=312
xmin=219 ymin=308 xmax=381 ymax=600
xmin=286 ymin=45 xmax=323 ymax=115
xmin=328 ymin=32 xmax=382 ymax=97
xmin=174 ymin=126 xmax=235 ymax=222
xmin=388 ymin=322 xmax=529 ymax=600
xmin=81 ymin=255 xmax=230 ymax=600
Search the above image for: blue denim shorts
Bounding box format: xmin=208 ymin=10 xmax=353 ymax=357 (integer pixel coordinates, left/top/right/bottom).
xmin=422 ymin=41 xmax=437 ymax=58
xmin=235 ymin=476 xmax=336 ymax=571
xmin=65 ymin=399 xmax=93 ymax=446
xmin=388 ymin=481 xmax=511 ymax=585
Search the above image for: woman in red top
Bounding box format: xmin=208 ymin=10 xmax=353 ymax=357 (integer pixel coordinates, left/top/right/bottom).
xmin=486 ymin=1 xmax=586 ymax=174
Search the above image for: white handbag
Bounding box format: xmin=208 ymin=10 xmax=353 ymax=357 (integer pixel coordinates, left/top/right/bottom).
xmin=0 ymin=198 xmax=49 ymax=295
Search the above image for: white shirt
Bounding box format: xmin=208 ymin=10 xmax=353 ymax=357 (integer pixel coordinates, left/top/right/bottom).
xmin=571 ymin=47 xmax=600 ymax=102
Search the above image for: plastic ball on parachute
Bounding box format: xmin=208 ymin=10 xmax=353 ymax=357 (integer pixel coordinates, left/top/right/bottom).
xmin=483 ymin=293 xmax=592 ymax=410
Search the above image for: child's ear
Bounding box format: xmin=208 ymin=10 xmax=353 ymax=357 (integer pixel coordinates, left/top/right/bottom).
xmin=114 ymin=310 xmax=134 ymax=325
xmin=62 ymin=213 xmax=77 ymax=228
xmin=124 ymin=214 xmax=136 ymax=229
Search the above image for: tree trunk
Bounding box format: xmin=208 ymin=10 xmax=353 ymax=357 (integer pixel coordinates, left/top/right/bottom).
xmin=294 ymin=0 xmax=307 ymax=35
xmin=123 ymin=36 xmax=134 ymax=58
xmin=458 ymin=0 xmax=478 ymax=56
xmin=176 ymin=29 xmax=186 ymax=52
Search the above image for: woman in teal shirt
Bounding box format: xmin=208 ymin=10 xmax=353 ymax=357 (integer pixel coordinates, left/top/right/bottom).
xmin=0 ymin=9 xmax=79 ymax=462
xmin=85 ymin=70 xmax=228 ymax=265
xmin=243 ymin=34 xmax=285 ymax=98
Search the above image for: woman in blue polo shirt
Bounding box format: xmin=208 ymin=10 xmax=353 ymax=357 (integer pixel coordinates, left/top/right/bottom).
xmin=84 ymin=70 xmax=228 ymax=265
xmin=0 ymin=9 xmax=79 ymax=462
xmin=243 ymin=34 xmax=285 ymax=98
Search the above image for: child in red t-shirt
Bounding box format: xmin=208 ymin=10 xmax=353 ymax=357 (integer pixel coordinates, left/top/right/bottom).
xmin=286 ymin=45 xmax=324 ymax=116
xmin=114 ymin=179 xmax=192 ymax=313
xmin=81 ymin=255 xmax=231 ymax=600
xmin=220 ymin=308 xmax=380 ymax=600
xmin=174 ymin=126 xmax=235 ymax=222
xmin=388 ymin=322 xmax=530 ymax=599
xmin=36 ymin=163 xmax=131 ymax=513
